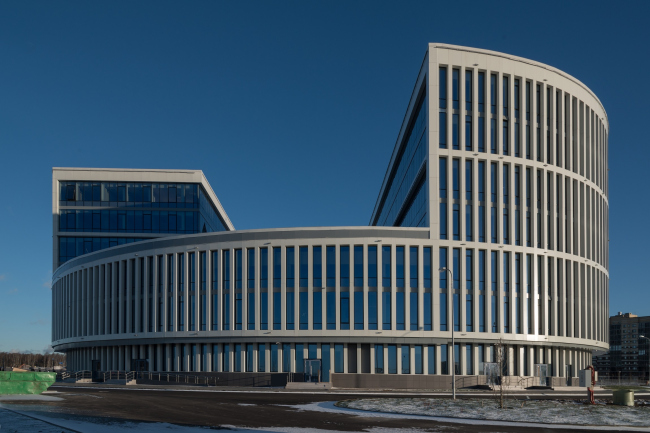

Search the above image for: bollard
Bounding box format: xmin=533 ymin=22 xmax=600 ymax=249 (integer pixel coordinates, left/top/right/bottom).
xmin=612 ymin=390 xmax=634 ymax=406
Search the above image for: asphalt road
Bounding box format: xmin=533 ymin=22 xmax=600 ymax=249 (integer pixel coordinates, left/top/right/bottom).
xmin=0 ymin=385 xmax=645 ymax=433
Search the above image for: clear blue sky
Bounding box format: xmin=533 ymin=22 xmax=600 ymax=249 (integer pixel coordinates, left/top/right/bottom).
xmin=1 ymin=1 xmax=648 ymax=352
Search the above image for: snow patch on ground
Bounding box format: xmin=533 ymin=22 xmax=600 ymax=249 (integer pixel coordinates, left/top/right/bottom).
xmin=340 ymin=397 xmax=650 ymax=428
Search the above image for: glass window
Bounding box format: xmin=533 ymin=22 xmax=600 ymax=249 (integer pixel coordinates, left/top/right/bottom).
xmin=313 ymin=246 xmax=322 ymax=287
xmin=354 ymin=291 xmax=364 ymax=330
xmin=261 ymin=248 xmax=268 ymax=289
xmin=270 ymin=343 xmax=278 ymax=372
xmin=368 ymin=291 xmax=378 ymax=330
xmin=439 ymin=157 xmax=448 ymax=240
xmin=374 ymin=344 xmax=384 ymax=374
xmin=299 ymin=247 xmax=308 ymax=288
xmin=368 ymin=245 xmax=377 ymax=287
xmin=409 ymin=247 xmax=418 ymax=289
xmin=321 ymin=344 xmax=331 ymax=381
xmin=382 ymin=291 xmax=392 ymax=330
xmin=466 ymin=345 xmax=473 ymax=375
xmin=387 ymin=344 xmax=397 ymax=374
xmin=246 ymin=248 xmax=255 ymax=289
xmin=282 ymin=343 xmax=291 ymax=373
xmin=313 ymin=290 xmax=322 ymax=330
xmin=354 ymin=246 xmax=363 ymax=287
xmin=427 ymin=346 xmax=436 ymax=374
xmin=396 ymin=291 xmax=405 ymax=330
xmin=326 ymin=246 xmax=335 ymax=287
xmin=326 ymin=291 xmax=336 ymax=330
xmin=334 ymin=344 xmax=344 ymax=373
xmin=286 ymin=291 xmax=294 ymax=330
xmin=273 ymin=247 xmax=281 ymax=289
xmin=401 ymin=345 xmax=410 ymax=374
xmin=340 ymin=291 xmax=350 ymax=330
xmin=295 ymin=344 xmax=304 ymax=373
xmin=299 ymin=291 xmax=308 ymax=330
xmin=258 ymin=344 xmax=266 ymax=372
xmin=423 ymin=247 xmax=431 ymax=289
xmin=396 ymin=246 xmax=405 ymax=288
xmin=273 ymin=292 xmax=281 ymax=330
xmin=410 ymin=292 xmax=418 ymax=331
xmin=340 ymin=246 xmax=349 ymax=287
xmin=382 ymin=246 xmax=391 ymax=288
xmin=286 ymin=247 xmax=295 ymax=288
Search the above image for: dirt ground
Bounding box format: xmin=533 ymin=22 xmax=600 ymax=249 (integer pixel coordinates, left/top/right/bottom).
xmin=0 ymin=385 xmax=644 ymax=433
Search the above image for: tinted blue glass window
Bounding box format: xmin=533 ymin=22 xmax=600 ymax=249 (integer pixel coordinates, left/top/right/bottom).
xmin=396 ymin=246 xmax=404 ymax=288
xmin=286 ymin=291 xmax=294 ymax=330
xmin=340 ymin=292 xmax=350 ymax=330
xmin=260 ymin=291 xmax=268 ymax=330
xmin=234 ymin=292 xmax=242 ymax=331
xmin=340 ymin=246 xmax=349 ymax=287
xmin=439 ymin=67 xmax=447 ymax=109
xmin=382 ymin=291 xmax=391 ymax=330
xmin=387 ymin=345 xmax=397 ymax=374
xmin=354 ymin=291 xmax=363 ymax=330
xmin=354 ymin=246 xmax=363 ymax=287
xmin=401 ymin=345 xmax=410 ymax=374
xmin=396 ymin=291 xmax=405 ymax=330
xmin=334 ymin=344 xmax=344 ymax=373
xmin=313 ymin=246 xmax=322 ymax=287
xmin=414 ymin=345 xmax=423 ymax=374
xmin=260 ymin=248 xmax=268 ymax=289
xmin=368 ymin=292 xmax=378 ymax=330
xmin=313 ymin=290 xmax=322 ymax=330
xmin=295 ymin=343 xmax=304 ymax=373
xmin=375 ymin=344 xmax=384 ymax=373
xmin=286 ymin=247 xmax=294 ymax=288
xmin=427 ymin=346 xmax=436 ymax=374
xmin=248 ymin=249 xmax=255 ymax=289
xmin=423 ymin=247 xmax=431 ymax=289
xmin=273 ymin=291 xmax=281 ymax=330
xmin=270 ymin=344 xmax=278 ymax=372
xmin=409 ymin=247 xmax=418 ymax=289
xmin=423 ymin=292 xmax=432 ymax=331
xmin=235 ymin=249 xmax=242 ymax=290
xmin=321 ymin=344 xmax=330 ymax=381
xmin=282 ymin=343 xmax=291 ymax=373
xmin=382 ymin=246 xmax=391 ymax=288
xmin=452 ymin=69 xmax=459 ymax=110
xmin=439 ymin=157 xmax=448 ymax=240
xmin=368 ymin=245 xmax=377 ymax=287
xmin=326 ymin=291 xmax=336 ymax=330
xmin=326 ymin=246 xmax=335 ymax=287
xmin=299 ymin=247 xmax=308 ymax=288
xmin=374 ymin=94 xmax=427 ymax=226
xmin=410 ymin=292 xmax=418 ymax=331
xmin=299 ymin=292 xmax=308 ymax=330
xmin=273 ymin=248 xmax=281 ymax=289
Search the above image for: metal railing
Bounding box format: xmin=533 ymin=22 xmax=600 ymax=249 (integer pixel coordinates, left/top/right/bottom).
xmin=598 ymin=375 xmax=649 ymax=386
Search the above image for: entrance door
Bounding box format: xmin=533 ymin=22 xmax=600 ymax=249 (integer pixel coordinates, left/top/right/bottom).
xmin=565 ymin=365 xmax=572 ymax=386
xmin=535 ymin=364 xmax=549 ymax=386
xmin=91 ymin=360 xmax=101 ymax=381
xmin=304 ymin=359 xmax=322 ymax=383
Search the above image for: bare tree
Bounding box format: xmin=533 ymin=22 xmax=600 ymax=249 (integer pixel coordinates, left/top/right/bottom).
xmin=492 ymin=339 xmax=509 ymax=409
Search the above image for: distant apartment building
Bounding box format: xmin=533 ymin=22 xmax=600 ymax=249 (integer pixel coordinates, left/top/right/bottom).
xmin=595 ymin=312 xmax=650 ymax=379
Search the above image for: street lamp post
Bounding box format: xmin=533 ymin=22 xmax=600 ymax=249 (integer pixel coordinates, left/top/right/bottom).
xmin=439 ymin=267 xmax=455 ymax=400
xmin=640 ymin=335 xmax=650 ymax=385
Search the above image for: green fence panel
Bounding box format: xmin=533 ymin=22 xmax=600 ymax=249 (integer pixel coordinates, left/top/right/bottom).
xmin=0 ymin=372 xmax=56 ymax=395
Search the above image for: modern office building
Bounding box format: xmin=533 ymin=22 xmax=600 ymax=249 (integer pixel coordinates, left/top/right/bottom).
xmin=594 ymin=313 xmax=650 ymax=380
xmin=51 ymin=43 xmax=609 ymax=388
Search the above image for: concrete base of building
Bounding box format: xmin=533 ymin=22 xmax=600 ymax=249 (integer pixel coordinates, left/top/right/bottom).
xmin=331 ymin=374 xmax=581 ymax=390
xmin=285 ymin=381 xmax=332 ymax=390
